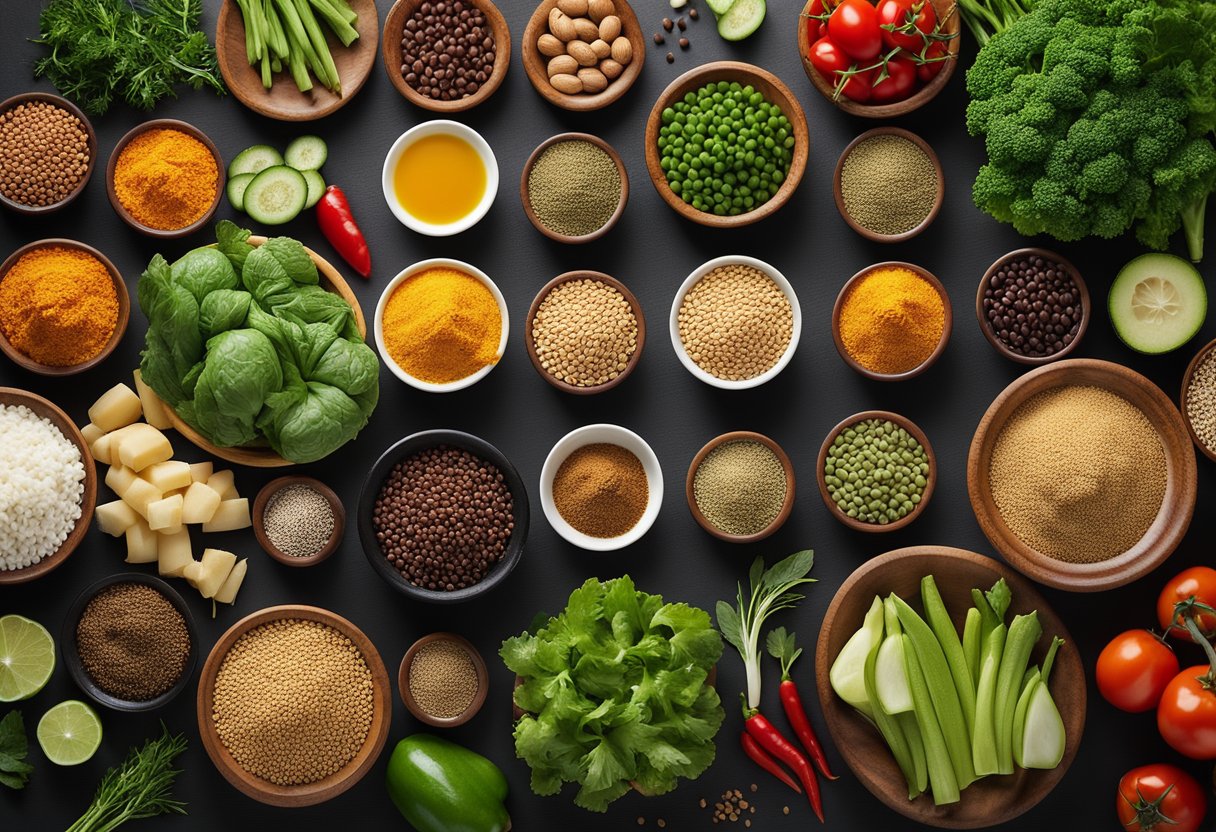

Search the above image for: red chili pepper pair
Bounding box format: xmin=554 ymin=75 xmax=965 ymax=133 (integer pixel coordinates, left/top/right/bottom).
xmin=316 ymin=185 xmax=371 ymax=278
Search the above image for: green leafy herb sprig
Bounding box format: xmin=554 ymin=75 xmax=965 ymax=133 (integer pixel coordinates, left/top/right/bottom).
xmin=66 ymin=727 xmax=187 ymax=832
xmin=0 ymin=711 xmax=33 ymax=790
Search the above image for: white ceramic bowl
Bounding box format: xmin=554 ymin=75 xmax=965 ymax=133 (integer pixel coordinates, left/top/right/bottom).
xmin=381 ymin=120 xmax=499 ymax=236
xmin=540 ymin=424 xmax=664 ymax=552
xmin=374 ymin=258 xmax=510 ymax=392
xmin=668 ymin=255 xmax=803 ymax=390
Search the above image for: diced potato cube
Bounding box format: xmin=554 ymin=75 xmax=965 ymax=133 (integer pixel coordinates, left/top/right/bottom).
xmin=88 ymin=383 xmax=142 ymax=432
xmin=96 ymin=500 xmax=138 ymax=537
xmin=143 ymin=460 xmax=192 ymax=493
xmin=157 ymin=528 xmax=193 ymax=577
xmin=213 ymin=559 xmax=248 ymax=605
xmin=132 ymin=369 xmax=172 ymax=430
xmin=90 ymin=432 xmax=114 ymax=465
xmin=206 ymin=469 xmax=238 ymax=500
xmin=81 ymin=423 xmax=104 ymax=445
xmin=104 ymin=464 xmax=137 ymax=498
xmin=189 ymin=461 xmax=214 ymax=483
xmin=124 ymin=519 xmax=158 ymax=564
xmin=117 ymin=424 xmax=173 ymax=472
xmin=195 ymin=548 xmax=237 ymax=598
xmin=201 ymin=498 xmax=251 ymax=533
xmin=182 ymin=560 xmax=203 ymax=588
xmin=124 ymin=478 xmax=162 ymax=520
xmin=181 ymin=482 xmax=222 ymax=525
xmin=146 ymin=494 xmax=184 ymax=532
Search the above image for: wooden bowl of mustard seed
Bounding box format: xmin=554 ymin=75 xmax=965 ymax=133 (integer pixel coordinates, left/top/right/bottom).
xmin=520 ymin=133 xmax=629 ymax=243
xmin=0 ymin=92 xmax=97 ymax=216
xmin=253 ymin=476 xmax=346 ymax=567
xmin=685 ymin=431 xmax=795 ymax=543
xmin=833 ymin=127 xmax=944 ymax=243
xmin=398 ymin=632 xmax=488 ymax=727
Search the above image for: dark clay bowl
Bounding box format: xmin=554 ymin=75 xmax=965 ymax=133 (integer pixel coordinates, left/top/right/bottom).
xmin=357 ymin=430 xmax=529 ymax=604
xmin=398 ymin=632 xmax=489 ymax=727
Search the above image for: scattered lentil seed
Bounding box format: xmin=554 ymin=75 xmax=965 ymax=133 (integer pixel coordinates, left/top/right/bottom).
xmin=750 ymin=783 xmax=758 ymax=792
xmin=1186 ymin=349 xmax=1216 ymax=452
xmin=262 ymin=484 xmax=335 ymax=558
xmin=783 ymin=806 xmax=790 ymax=815
xmin=677 ymin=16 xmax=686 ymax=29
xmin=679 ymin=37 xmax=689 ymax=48
xmin=982 ymin=253 xmax=1081 ymax=358
xmin=824 ymin=418 xmax=930 ymax=525
xmin=690 ymin=7 xmax=699 ymax=18
xmin=408 ymin=638 xmax=479 ymax=719
xmin=667 ymin=51 xmax=675 ymax=63
xmin=663 ymin=16 xmax=674 ymax=29
xmin=552 ymin=443 xmax=648 ymax=538
xmin=839 ymin=133 xmax=938 ymax=236
xmin=77 ymin=583 xmax=189 ymax=701
xmin=655 ymin=32 xmax=665 ymax=44
xmin=693 ymin=439 xmax=787 ymax=536
xmin=531 ymin=278 xmax=638 ymax=387
xmin=527 ymin=139 xmax=622 ymax=238
xmin=0 ymin=100 xmax=90 ymax=207
xmin=678 ymin=264 xmax=793 ymax=381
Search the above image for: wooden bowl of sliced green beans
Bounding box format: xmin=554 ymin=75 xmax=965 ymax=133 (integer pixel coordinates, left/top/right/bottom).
xmin=814 ymin=546 xmax=1085 ymax=829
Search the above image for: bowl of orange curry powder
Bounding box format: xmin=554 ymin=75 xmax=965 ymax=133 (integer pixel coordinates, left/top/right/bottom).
xmin=0 ymin=239 xmax=129 ymax=376
xmin=106 ymin=119 xmax=224 ymax=238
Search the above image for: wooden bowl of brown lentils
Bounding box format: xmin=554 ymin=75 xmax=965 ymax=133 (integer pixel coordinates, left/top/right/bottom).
xmin=382 ymin=0 xmax=511 ymax=112
xmin=357 ymin=429 xmax=529 ymax=603
xmin=975 ymin=248 xmax=1090 ymax=365
xmin=0 ymin=92 xmax=96 ymax=215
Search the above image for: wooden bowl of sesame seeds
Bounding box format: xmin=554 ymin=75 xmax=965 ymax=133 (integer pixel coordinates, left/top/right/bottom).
xmin=525 ymin=271 xmax=645 ymax=394
xmin=0 ymin=92 xmax=97 ymax=215
xmin=252 ymin=476 xmax=346 ymax=567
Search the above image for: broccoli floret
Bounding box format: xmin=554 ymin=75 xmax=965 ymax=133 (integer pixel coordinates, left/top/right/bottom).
xmin=1137 ymin=137 xmax=1216 ymax=261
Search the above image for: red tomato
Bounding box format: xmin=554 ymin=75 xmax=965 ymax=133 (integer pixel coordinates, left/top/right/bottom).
xmin=1117 ymin=764 xmax=1207 ymax=832
xmin=1158 ymin=567 xmax=1216 ymax=643
xmin=869 ymin=56 xmax=917 ymax=103
xmin=828 ymin=0 xmax=883 ymax=61
xmin=808 ymin=37 xmax=873 ymax=102
xmin=917 ymin=42 xmax=948 ymax=82
xmin=1096 ymin=630 xmax=1180 ymax=713
xmin=875 ymin=0 xmax=937 ymax=51
xmin=1158 ymin=665 xmax=1216 ymax=759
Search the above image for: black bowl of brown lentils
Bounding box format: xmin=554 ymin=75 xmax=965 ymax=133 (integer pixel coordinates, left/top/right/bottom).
xmin=61 ymin=572 xmax=198 ymax=712
xmin=357 ymin=429 xmax=529 ymax=603
xmin=0 ymin=92 xmax=97 ymax=215
xmin=976 ymin=248 xmax=1090 ymax=365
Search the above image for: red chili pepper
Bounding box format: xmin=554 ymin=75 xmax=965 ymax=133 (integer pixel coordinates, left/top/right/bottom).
xmin=741 ymin=731 xmax=803 ymax=795
xmin=743 ymin=699 xmax=824 ymax=822
xmin=779 ymin=678 xmax=838 ymax=780
xmin=316 ymin=185 xmax=371 ymax=278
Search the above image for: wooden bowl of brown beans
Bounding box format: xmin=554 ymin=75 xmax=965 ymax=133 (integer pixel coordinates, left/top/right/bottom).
xmin=382 ymin=0 xmax=511 ymax=112
xmin=975 ymin=248 xmax=1090 ymax=365
xmin=0 ymin=92 xmax=96 ymax=215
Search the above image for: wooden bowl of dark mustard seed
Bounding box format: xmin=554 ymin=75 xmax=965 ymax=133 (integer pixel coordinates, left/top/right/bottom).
xmin=976 ymin=249 xmax=1090 ymax=366
xmin=398 ymin=632 xmax=488 ymax=727
xmin=253 ymin=476 xmax=346 ymax=568
xmin=685 ymin=431 xmax=795 ymax=544
xmin=832 ymin=127 xmax=944 ymax=243
xmin=0 ymin=92 xmax=97 ymax=216
xmin=520 ymin=132 xmax=629 ymax=243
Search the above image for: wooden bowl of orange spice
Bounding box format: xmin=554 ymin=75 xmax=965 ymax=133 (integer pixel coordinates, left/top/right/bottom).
xmin=0 ymin=239 xmax=130 ymax=377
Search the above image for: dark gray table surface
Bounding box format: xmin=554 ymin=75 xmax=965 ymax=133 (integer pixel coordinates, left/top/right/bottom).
xmin=3 ymin=1 xmax=1214 ymax=829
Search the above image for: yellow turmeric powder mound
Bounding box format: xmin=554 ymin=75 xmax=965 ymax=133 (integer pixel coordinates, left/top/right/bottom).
xmin=838 ymin=266 xmax=946 ymax=375
xmin=382 ymin=267 xmax=502 ymax=384
xmin=113 ymin=128 xmax=218 ymax=231
xmin=0 ymin=246 xmax=119 ymax=366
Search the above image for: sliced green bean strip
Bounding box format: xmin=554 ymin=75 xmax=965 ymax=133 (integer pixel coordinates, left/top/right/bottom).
xmin=897 ymin=711 xmax=929 ymax=797
xmin=963 ymin=607 xmax=982 ymax=686
xmin=921 ymin=576 xmax=976 ymax=738
xmin=903 ymin=633 xmax=959 ymax=805
xmin=994 ymin=612 xmax=1041 ymax=775
xmin=972 ymin=622 xmax=1006 ymax=777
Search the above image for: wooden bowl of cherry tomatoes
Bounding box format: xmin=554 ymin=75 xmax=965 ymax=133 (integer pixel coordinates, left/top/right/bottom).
xmin=798 ymin=0 xmax=961 ymax=117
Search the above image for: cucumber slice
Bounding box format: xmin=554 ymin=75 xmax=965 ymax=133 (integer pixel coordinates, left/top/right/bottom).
xmin=1109 ymin=253 xmax=1207 ymax=354
xmin=717 ymin=0 xmax=766 ymax=40
xmin=242 ymin=166 xmax=307 ymax=226
xmin=228 ymin=145 xmax=284 ymax=178
xmin=302 ymin=169 xmax=326 ymax=209
xmin=284 ymin=135 xmax=328 ymax=171
xmin=225 ymin=173 xmax=255 ymax=213
xmin=706 ymin=0 xmax=735 ymax=16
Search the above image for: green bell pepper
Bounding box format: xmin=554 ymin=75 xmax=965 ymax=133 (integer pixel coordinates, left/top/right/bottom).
xmin=386 ymin=734 xmax=510 ymax=832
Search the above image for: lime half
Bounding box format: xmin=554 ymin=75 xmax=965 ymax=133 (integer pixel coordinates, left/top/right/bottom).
xmin=0 ymin=614 xmax=56 ymax=702
xmin=37 ymin=700 xmax=102 ymax=766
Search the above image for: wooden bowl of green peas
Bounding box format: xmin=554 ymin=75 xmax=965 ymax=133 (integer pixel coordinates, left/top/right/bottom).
xmin=644 ymin=61 xmax=810 ymax=228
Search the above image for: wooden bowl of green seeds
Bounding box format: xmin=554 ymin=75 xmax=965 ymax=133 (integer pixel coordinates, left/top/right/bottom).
xmin=832 ymin=127 xmax=944 ymax=243
xmin=685 ymin=431 xmax=795 ymax=543
xmin=520 ymin=132 xmax=628 ymax=244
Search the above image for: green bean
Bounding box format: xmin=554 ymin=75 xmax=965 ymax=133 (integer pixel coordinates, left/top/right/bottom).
xmin=902 ymin=634 xmax=960 ymax=805
xmin=921 ymin=576 xmax=976 ymax=738
xmin=994 ymin=612 xmax=1042 ymax=775
xmin=972 ymin=623 xmax=1006 ymax=777
xmin=962 ymin=607 xmax=982 ymax=685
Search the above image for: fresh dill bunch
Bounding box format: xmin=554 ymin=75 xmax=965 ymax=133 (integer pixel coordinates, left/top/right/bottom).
xmin=66 ymin=726 xmax=188 ymax=832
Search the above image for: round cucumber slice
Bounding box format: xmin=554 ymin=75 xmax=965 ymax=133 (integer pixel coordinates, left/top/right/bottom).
xmin=225 ymin=172 xmax=255 ymax=213
xmin=284 ymin=135 xmax=328 ymax=171
xmin=717 ymin=0 xmax=765 ymax=40
xmin=302 ymin=169 xmax=326 ymax=209
xmin=1109 ymin=253 xmax=1207 ymax=354
xmin=242 ymin=166 xmax=308 ymax=226
xmin=228 ymin=145 xmax=284 ymax=178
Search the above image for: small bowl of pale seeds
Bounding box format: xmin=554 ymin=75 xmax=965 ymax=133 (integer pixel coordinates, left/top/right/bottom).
xmin=669 ymin=255 xmax=801 ymax=390
xmin=398 ymin=632 xmax=488 ymax=727
xmin=525 ymin=270 xmax=645 ymax=394
xmin=252 ymin=476 xmax=345 ymax=568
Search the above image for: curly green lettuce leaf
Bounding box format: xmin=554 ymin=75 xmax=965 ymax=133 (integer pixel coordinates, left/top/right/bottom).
xmin=187 ymin=329 xmax=282 ymax=447
xmin=171 ymin=246 xmax=238 ymax=304
xmin=137 ymin=254 xmax=202 ymax=407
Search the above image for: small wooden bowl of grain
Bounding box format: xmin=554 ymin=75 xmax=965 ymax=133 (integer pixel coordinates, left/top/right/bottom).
xmin=398 ymin=632 xmax=489 ymax=727
xmin=520 ymin=132 xmax=629 ymax=244
xmin=832 ymin=127 xmax=944 ymax=243
xmin=1181 ymin=337 xmax=1216 ymax=462
xmin=0 ymin=92 xmax=97 ymax=216
xmin=685 ymin=431 xmax=795 ymax=544
xmin=252 ymin=476 xmax=346 ymax=568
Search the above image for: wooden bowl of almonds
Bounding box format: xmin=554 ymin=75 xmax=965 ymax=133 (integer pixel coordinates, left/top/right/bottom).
xmin=522 ymin=0 xmax=645 ymax=111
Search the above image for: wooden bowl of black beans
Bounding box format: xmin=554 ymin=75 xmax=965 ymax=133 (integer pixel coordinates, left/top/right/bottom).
xmin=975 ymin=248 xmax=1090 ymax=365
xmin=382 ymin=0 xmax=511 ymax=112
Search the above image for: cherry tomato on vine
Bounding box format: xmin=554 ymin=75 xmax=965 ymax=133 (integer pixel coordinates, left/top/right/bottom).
xmin=808 ymin=37 xmax=873 ymax=102
xmin=1117 ymin=764 xmax=1207 ymax=832
xmin=1158 ymin=665 xmax=1216 ymax=759
xmin=869 ymin=56 xmax=917 ymax=103
xmin=828 ymin=0 xmax=882 ymax=61
xmin=875 ymin=0 xmax=937 ymax=51
xmin=1158 ymin=567 xmax=1216 ymax=643
xmin=1096 ymin=630 xmax=1179 ymax=713
xmin=916 ymin=42 xmax=948 ymax=82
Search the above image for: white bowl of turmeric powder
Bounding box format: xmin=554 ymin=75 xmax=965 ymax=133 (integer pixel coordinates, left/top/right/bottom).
xmin=374 ymin=258 xmax=509 ymax=393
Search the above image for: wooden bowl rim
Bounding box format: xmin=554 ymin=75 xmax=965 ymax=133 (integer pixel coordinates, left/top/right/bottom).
xmin=252 ymin=476 xmax=346 ymax=567
xmin=521 ymin=0 xmax=647 ymax=112
xmin=519 ymin=132 xmax=630 ymax=243
xmin=797 ymin=0 xmax=961 ymax=118
xmin=196 ymin=604 xmax=392 ymax=807
xmin=524 ymin=270 xmax=646 ymax=395
xmin=684 ymin=430 xmax=796 ymax=543
xmin=0 ymin=239 xmax=130 ymax=376
xmin=0 ymin=92 xmax=98 ymax=215
xmin=813 ymin=545 xmax=1086 ymax=828
xmin=381 ymin=0 xmax=511 ymax=112
xmin=217 ymin=0 xmax=381 ymax=122
xmin=1180 ymin=336 xmax=1216 ymax=462
xmin=816 ymin=409 xmax=936 ymax=533
xmin=644 ymin=60 xmax=810 ymax=229
xmin=162 ymin=235 xmax=367 ymax=468
xmin=398 ymin=631 xmax=489 ymax=727
xmin=61 ymin=572 xmax=199 ymax=712
xmin=966 ymin=358 xmax=1198 ymax=591
xmin=974 ymin=248 xmax=1091 ymax=366
xmin=831 ymin=127 xmax=944 ymax=243
xmin=831 ymin=261 xmax=952 ymax=381
xmin=0 ymin=387 xmax=97 ymax=585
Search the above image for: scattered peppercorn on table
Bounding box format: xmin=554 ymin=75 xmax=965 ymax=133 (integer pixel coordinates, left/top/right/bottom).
xmin=1 ymin=1 xmax=1213 ymax=830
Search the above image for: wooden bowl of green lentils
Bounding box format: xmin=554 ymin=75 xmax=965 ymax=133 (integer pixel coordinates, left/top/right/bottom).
xmin=816 ymin=410 xmax=936 ymax=533
xmin=685 ymin=431 xmax=795 ymax=543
